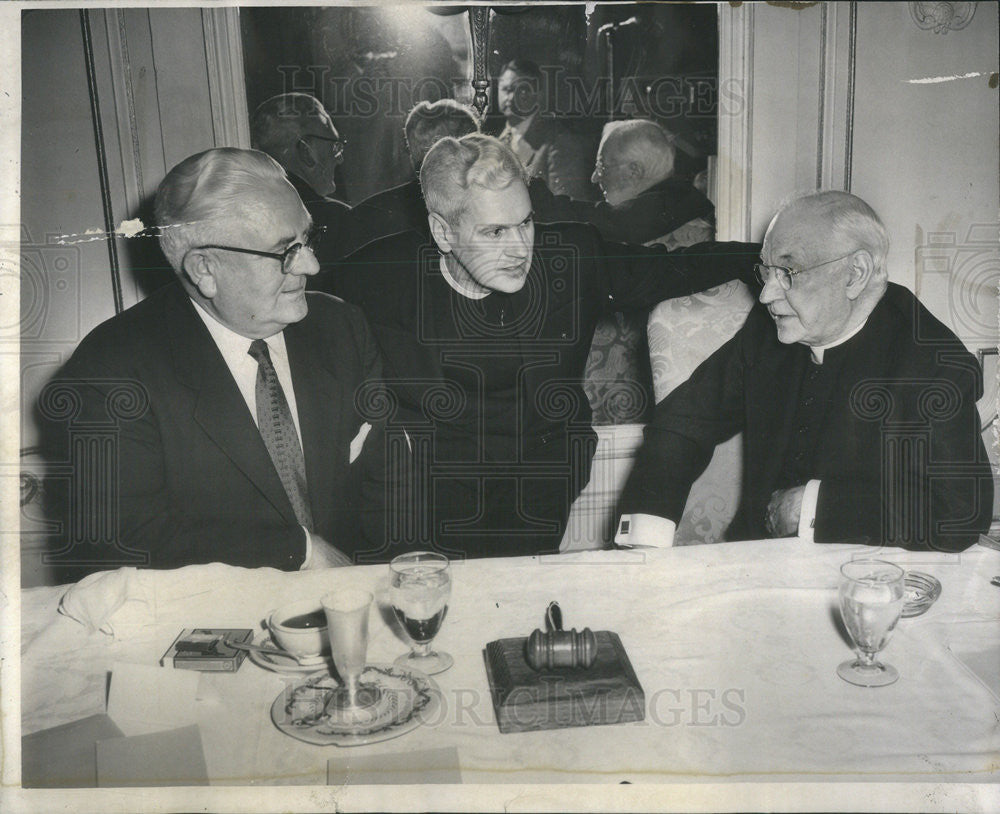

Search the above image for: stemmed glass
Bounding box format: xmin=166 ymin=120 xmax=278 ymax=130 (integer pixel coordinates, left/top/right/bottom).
xmin=389 ymin=552 xmax=453 ymax=675
xmin=837 ymin=559 xmax=906 ymax=687
xmin=321 ymin=588 xmax=381 ymax=717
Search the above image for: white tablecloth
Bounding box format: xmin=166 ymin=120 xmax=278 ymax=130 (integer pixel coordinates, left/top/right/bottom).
xmin=18 ymin=540 xmax=1000 ymax=786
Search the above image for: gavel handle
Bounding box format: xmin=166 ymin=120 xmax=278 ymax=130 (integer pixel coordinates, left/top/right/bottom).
xmin=545 ymin=601 xmax=563 ymax=632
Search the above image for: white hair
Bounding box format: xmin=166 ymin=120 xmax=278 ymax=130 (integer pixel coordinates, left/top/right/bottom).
xmin=600 ymin=119 xmax=676 ymax=183
xmin=420 ymin=134 xmax=527 ymax=224
xmin=154 ymin=148 xmax=289 ymax=272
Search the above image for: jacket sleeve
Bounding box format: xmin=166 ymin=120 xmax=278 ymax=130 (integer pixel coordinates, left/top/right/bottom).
xmin=813 ymin=361 xmax=994 ymax=551
xmin=594 ymin=232 xmax=761 ymax=311
xmin=618 ymin=327 xmax=748 ymax=522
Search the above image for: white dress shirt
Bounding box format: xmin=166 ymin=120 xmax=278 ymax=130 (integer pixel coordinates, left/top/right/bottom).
xmin=192 ymin=301 xmax=313 ymax=564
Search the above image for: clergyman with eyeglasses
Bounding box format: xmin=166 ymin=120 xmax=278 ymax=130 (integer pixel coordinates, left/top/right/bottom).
xmin=37 ymin=148 xmax=382 ymax=581
xmin=617 ymin=191 xmax=993 ymax=551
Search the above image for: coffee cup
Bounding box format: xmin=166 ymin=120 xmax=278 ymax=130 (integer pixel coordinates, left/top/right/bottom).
xmin=268 ymin=599 xmax=330 ymax=662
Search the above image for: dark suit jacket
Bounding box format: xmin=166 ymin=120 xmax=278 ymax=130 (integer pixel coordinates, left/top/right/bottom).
xmin=39 ymin=282 xmax=382 ymax=578
xmin=344 ymin=178 xmax=429 ymax=251
xmin=620 ymin=284 xmax=993 ymax=551
xmin=286 ymin=172 xmax=358 ymax=267
xmin=318 ymin=224 xmax=759 ymax=557
xmin=500 ymin=116 xmax=597 ymax=200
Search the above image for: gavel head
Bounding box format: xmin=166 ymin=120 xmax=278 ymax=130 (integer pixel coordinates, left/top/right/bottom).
xmin=525 ymin=627 xmax=598 ymax=671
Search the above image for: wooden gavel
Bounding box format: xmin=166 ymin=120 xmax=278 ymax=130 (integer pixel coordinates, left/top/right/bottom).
xmin=524 ymin=601 xmax=597 ymax=671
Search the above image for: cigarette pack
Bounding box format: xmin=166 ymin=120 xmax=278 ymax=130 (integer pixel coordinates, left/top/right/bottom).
xmin=159 ymin=628 xmax=254 ymax=672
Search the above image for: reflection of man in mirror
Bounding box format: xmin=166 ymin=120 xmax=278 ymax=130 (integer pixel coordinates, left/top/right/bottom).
xmin=590 ymin=119 xmax=713 ymax=249
xmin=345 ymin=100 xmax=480 ymax=250
xmin=251 ymin=93 xmax=348 ymax=206
xmin=496 ymin=59 xmax=596 ymax=200
xmin=619 ymin=191 xmax=994 ymax=552
xmin=320 ymin=134 xmax=759 ymax=560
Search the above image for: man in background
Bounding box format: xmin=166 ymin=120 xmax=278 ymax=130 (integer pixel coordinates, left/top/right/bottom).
xmin=588 ymin=119 xmax=714 ymax=249
xmin=346 ymin=99 xmax=480 ymax=250
xmin=497 ymin=59 xmax=596 ymax=200
xmin=251 ymin=92 xmax=350 ymax=241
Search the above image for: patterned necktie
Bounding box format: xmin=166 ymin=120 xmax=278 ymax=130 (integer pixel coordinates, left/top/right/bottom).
xmin=247 ymin=339 xmax=314 ymax=530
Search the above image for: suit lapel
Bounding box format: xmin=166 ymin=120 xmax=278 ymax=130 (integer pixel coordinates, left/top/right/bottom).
xmin=165 ymin=289 xmax=298 ymax=526
xmin=285 ymin=319 xmax=342 ymax=529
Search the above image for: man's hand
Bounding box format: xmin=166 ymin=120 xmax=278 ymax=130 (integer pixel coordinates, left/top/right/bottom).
xmin=765 ymin=486 xmax=805 ymax=537
xmin=303 ymin=536 xmax=353 ymax=569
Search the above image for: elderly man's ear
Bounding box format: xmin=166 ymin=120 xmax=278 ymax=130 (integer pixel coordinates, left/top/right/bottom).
xmin=844 ymin=249 xmax=876 ymax=300
xmin=182 ymin=250 xmax=219 ymax=299
xmin=624 ymin=161 xmax=645 ymax=182
xmin=428 ymin=212 xmax=455 ymax=254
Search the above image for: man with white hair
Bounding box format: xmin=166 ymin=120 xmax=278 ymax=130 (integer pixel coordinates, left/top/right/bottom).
xmin=40 ymin=148 xmax=381 ymax=578
xmin=618 ymin=191 xmax=993 ymax=551
xmin=589 ymin=119 xmax=713 ymax=248
xmin=322 ymin=134 xmax=759 ymax=559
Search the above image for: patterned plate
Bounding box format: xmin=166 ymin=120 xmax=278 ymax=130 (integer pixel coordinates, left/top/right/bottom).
xmin=270 ymin=663 xmax=441 ymax=747
xmin=902 ymin=571 xmax=942 ymax=617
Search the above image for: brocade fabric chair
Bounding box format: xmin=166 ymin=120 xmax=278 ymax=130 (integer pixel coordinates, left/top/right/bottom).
xmin=646 ymin=280 xmax=754 ymax=544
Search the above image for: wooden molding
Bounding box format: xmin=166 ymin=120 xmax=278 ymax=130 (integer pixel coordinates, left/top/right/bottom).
xmin=202 ymin=8 xmax=251 ymax=149
xmin=716 ymin=4 xmax=754 ymax=242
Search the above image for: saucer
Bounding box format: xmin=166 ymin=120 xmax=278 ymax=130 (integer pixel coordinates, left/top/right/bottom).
xmin=270 ymin=663 xmax=441 ymax=747
xmin=248 ymin=636 xmax=330 ymax=673
xmin=902 ymin=571 xmax=942 ymax=617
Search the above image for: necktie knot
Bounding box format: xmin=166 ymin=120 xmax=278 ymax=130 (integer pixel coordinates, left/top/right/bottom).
xmin=248 ymin=338 xmax=271 ymax=365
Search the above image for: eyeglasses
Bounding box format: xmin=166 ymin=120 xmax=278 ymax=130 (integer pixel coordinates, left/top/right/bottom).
xmin=189 ymin=225 xmax=326 ymax=274
xmin=299 ymin=134 xmax=346 ymax=160
xmin=754 ymin=251 xmax=857 ymax=291
xmin=592 ymin=158 xmax=620 ymax=177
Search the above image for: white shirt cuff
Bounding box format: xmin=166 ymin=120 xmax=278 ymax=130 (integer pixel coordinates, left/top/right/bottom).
xmin=300 ymin=526 xmax=312 ymax=570
xmin=797 ymin=480 xmax=821 ymax=543
xmin=616 ymin=514 xmax=676 ymax=548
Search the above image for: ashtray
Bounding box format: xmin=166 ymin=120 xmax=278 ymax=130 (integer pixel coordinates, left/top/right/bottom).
xmin=902 ymin=571 xmax=942 ymax=617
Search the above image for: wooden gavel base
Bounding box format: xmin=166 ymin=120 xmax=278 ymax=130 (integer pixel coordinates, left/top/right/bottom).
xmin=483 ymin=631 xmax=645 ymax=734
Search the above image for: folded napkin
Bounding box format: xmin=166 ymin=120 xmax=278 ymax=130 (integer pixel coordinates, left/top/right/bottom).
xmin=57 ymin=562 xmax=276 ymax=639
xmin=58 ymin=567 xmax=140 ymax=637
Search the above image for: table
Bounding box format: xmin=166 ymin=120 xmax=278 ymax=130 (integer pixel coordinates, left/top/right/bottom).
xmin=16 ymin=539 xmax=1000 ymax=789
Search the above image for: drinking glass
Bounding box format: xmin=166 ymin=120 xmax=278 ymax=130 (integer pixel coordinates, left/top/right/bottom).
xmin=389 ymin=552 xmax=453 ymax=675
xmin=837 ymin=559 xmax=906 ymax=687
xmin=321 ymin=588 xmax=381 ymax=713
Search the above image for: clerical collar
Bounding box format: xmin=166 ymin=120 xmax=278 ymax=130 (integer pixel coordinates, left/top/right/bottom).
xmin=809 ymin=318 xmax=868 ymax=364
xmin=439 ymin=255 xmax=489 ymax=300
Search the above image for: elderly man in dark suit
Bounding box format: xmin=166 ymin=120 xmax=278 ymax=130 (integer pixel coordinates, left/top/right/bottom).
xmin=618 ymin=191 xmax=993 ymax=551
xmin=39 ymin=148 xmax=381 ymax=580
xmin=320 ymin=134 xmax=759 ymax=560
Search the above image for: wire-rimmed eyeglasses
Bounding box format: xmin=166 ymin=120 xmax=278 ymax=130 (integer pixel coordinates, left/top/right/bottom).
xmin=754 ymin=251 xmax=857 ymax=290
xmin=187 ymin=224 xmax=326 ymax=274
xmin=299 ymin=134 xmax=347 ymax=160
